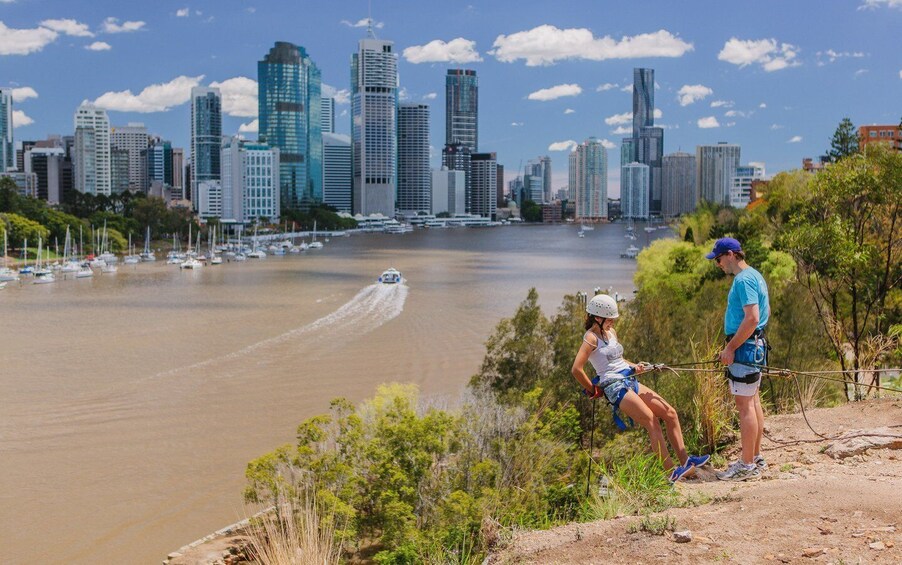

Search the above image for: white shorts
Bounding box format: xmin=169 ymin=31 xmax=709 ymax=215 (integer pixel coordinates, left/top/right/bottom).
xmin=730 ymin=378 xmax=761 ymax=397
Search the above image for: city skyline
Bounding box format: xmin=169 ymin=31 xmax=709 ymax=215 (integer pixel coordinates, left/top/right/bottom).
xmin=1 ymin=1 xmax=900 ymax=197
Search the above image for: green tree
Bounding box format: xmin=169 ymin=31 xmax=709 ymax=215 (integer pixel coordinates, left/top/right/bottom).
xmin=520 ymin=200 xmax=543 ymax=222
xmin=0 ymin=212 xmax=50 ymax=248
xmin=827 ymin=117 xmax=859 ymax=162
xmin=131 ymin=196 xmax=169 ymax=236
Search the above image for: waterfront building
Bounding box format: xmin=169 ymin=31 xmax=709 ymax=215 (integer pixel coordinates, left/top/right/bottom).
xmin=190 ymin=87 xmax=222 ymax=205
xmin=110 ymin=123 xmax=149 ymax=192
xmin=323 ymin=132 xmax=351 ymax=212
xmin=0 ymin=89 xmax=12 ymax=171
xmin=696 ymin=142 xmax=741 ymax=206
xmin=621 ymin=68 xmax=664 ymax=214
xmin=259 ymin=41 xmax=322 ymax=210
xmin=523 ymin=159 xmax=546 ymax=203
xmin=445 ymin=69 xmax=478 ymax=150
xmin=442 ymin=142 xmax=471 ymax=210
xmin=351 ymin=35 xmax=398 ymax=216
xmin=321 ymin=97 xmax=335 ymax=134
xmin=144 ymin=138 xmax=173 ymax=190
xmin=220 ymin=136 xmax=280 ymax=223
xmin=496 ymin=164 xmax=505 ymax=208
xmin=431 ymin=167 xmax=466 ymax=215
xmin=470 ymin=152 xmax=497 ymax=219
xmin=110 ymin=147 xmax=130 ymax=194
xmin=0 ymin=171 xmax=37 ymax=197
xmin=197 ymin=180 xmax=222 ymax=219
xmin=859 ymin=124 xmax=901 ymax=151
xmin=662 ymin=151 xmax=696 ymax=216
xmin=569 ymin=138 xmax=608 ymax=221
xmin=621 ymin=162 xmax=650 ymax=219
xmin=729 ymin=162 xmax=766 ymax=208
xmin=24 ymin=143 xmax=65 ymax=203
xmin=397 ymin=103 xmax=431 ymax=214
xmin=508 ymin=176 xmax=524 ymax=203
xmin=73 ymin=103 xmax=111 ymax=195
xmin=541 ymin=155 xmax=552 ymax=202
xmin=172 ymin=148 xmax=184 ymax=200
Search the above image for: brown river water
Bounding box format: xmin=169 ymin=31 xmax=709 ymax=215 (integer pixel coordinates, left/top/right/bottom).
xmin=0 ymin=223 xmax=667 ymax=563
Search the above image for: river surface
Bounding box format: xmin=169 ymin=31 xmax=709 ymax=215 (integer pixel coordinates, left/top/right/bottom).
xmin=0 ymin=223 xmax=668 ymax=564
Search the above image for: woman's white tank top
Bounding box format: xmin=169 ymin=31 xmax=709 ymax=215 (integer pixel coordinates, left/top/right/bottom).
xmin=586 ymin=330 xmax=631 ymax=382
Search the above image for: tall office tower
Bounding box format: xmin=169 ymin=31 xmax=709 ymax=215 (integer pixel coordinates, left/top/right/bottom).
xmin=540 ymin=155 xmax=552 ymax=202
xmin=638 ymin=125 xmax=663 ymax=212
xmin=624 ymin=68 xmax=664 ymax=214
xmin=110 ymin=148 xmax=130 ymax=194
xmin=73 ymin=103 xmax=111 ymax=195
xmin=496 ymin=164 xmax=504 ymax=208
xmin=445 ymin=69 xmax=478 ymax=150
xmin=622 ymin=162 xmax=650 ymax=219
xmin=321 ymin=97 xmax=335 ymax=134
xmin=662 ymin=152 xmax=696 ymax=216
xmin=632 ymin=68 xmax=654 ymax=137
xmin=508 ymin=176 xmax=524 ymax=203
xmin=111 ymin=122 xmax=149 ymax=191
xmin=569 ymin=138 xmax=608 ymax=221
xmin=696 ymin=142 xmax=741 ymax=206
xmin=172 ymin=148 xmax=184 ymax=200
xmin=397 ymin=103 xmax=431 ymax=214
xmin=0 ymin=89 xmax=13 ymax=171
xmin=197 ymin=180 xmax=222 ymax=219
xmin=470 ymin=153 xmax=497 ymax=219
xmin=24 ymin=139 xmax=66 ymax=203
xmin=323 ymin=132 xmax=352 ymax=212
xmin=221 ymin=136 xmax=281 ymax=223
xmin=144 ymin=139 xmax=173 ymax=189
xmin=17 ymin=141 xmax=37 ymax=172
xmin=442 ymin=142 xmax=472 ymax=209
xmin=60 ymin=135 xmax=74 ymax=199
xmin=431 ymin=167 xmax=466 ymax=215
xmin=351 ymin=35 xmax=398 ymax=216
xmin=523 ymin=159 xmax=545 ymax=203
xmin=729 ymin=162 xmax=765 ymax=208
xmin=259 ymin=42 xmax=322 ymax=211
xmin=620 ymin=138 xmax=636 ymax=167
xmin=190 ymin=86 xmax=222 ymax=205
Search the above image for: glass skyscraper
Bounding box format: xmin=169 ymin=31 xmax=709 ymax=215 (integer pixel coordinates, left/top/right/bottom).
xmin=190 ymin=87 xmax=222 ymax=203
xmin=445 ymin=69 xmax=478 ymax=151
xmin=622 ymin=68 xmax=664 ymax=215
xmin=570 ymin=138 xmax=608 ymax=220
xmin=662 ymin=152 xmax=696 ymax=216
xmin=397 ymin=103 xmax=431 ymax=214
xmin=696 ymin=143 xmax=741 ymax=206
xmin=258 ymin=42 xmax=322 ymax=211
xmin=622 ymin=162 xmax=650 ymax=219
xmin=74 ymin=103 xmax=111 ymax=195
xmin=0 ymin=89 xmax=13 ymax=172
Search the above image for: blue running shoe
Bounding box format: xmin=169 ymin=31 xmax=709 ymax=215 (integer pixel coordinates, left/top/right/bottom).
xmin=668 ymin=464 xmax=693 ymax=483
xmin=686 ymin=454 xmax=711 ymax=468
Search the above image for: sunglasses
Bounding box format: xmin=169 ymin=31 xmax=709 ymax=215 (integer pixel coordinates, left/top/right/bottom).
xmin=714 ymin=251 xmax=731 ymax=265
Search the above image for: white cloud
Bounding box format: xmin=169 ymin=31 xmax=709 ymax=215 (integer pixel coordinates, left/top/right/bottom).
xmin=102 ymin=17 xmax=146 ymax=34
xmin=899 ymin=70 xmax=902 ymax=79
xmin=604 ymin=111 xmax=632 ymax=126
xmin=423 ymin=92 xmax=437 ymax=100
xmin=238 ymin=119 xmax=258 ymax=134
xmin=854 ymin=69 xmax=869 ymax=77
xmin=600 ymin=139 xmax=617 ymax=149
xmin=816 ymin=49 xmax=866 ymax=65
xmin=490 ymin=25 xmax=693 ymax=66
xmin=40 ymin=18 xmax=94 ymax=37
xmin=339 ymin=109 xmax=348 ymax=117
xmin=0 ymin=22 xmax=58 ymax=55
xmin=710 ymin=100 xmax=733 ymax=108
xmin=340 ymin=18 xmax=383 ymax=29
xmin=527 ymin=83 xmax=582 ymax=101
xmin=548 ymin=140 xmax=577 ymax=152
xmin=176 ymin=8 xmax=189 ymax=17
xmin=677 ymin=84 xmax=713 ymax=106
xmin=724 ymin=110 xmax=751 ymax=118
xmin=511 ymin=122 xmax=524 ymax=127
xmin=725 ymin=122 xmax=736 ymax=127
xmin=770 ymin=124 xmax=784 ymax=130
xmin=611 ymin=125 xmax=631 ymax=135
xmin=322 ymin=84 xmax=350 ymax=105
xmin=697 ymin=116 xmax=720 ymax=128
xmin=12 ymin=109 xmax=33 ymax=127
xmin=564 ymin=108 xmax=575 ymax=114
xmin=92 ymin=75 xmax=203 ymax=112
xmin=398 ymin=87 xmax=409 ymax=101
xmin=11 ymin=87 xmax=38 ymax=102
xmin=403 ymin=38 xmax=482 ymax=64
xmin=596 ymin=82 xmax=619 ymax=92
xmin=759 ymin=102 xmax=767 ymax=108
xmin=85 ymin=41 xmax=111 ymax=51
xmin=718 ymin=38 xmax=800 ymax=72
xmin=620 ymin=84 xmax=632 ymax=92
xmin=858 ymin=0 xmax=902 ymax=9
xmin=787 ymin=135 xmax=803 ymax=143
xmin=209 ymin=76 xmax=258 ymax=117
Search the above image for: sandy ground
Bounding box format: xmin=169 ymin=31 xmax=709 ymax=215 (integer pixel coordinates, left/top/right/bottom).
xmin=488 ymin=398 xmax=902 ymax=565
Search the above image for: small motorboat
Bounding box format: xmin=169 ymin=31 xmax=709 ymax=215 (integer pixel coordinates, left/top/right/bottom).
xmin=378 ymin=268 xmax=402 ymax=284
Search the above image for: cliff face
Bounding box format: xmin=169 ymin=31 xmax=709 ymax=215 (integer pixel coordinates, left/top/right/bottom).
xmin=487 ymin=399 xmax=902 ymax=565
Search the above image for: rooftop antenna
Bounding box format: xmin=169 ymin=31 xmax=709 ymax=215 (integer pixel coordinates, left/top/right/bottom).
xmin=366 ymin=0 xmax=377 ymax=39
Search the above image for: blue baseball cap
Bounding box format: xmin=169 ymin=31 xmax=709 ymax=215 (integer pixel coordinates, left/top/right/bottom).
xmin=705 ymin=237 xmax=742 ymax=259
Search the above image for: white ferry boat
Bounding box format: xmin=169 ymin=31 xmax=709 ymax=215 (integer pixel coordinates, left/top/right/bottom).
xmin=377 ymin=268 xmax=402 ymax=284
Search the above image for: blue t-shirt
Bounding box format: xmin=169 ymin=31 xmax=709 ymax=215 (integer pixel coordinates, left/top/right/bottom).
xmin=725 ymin=267 xmax=770 ymax=336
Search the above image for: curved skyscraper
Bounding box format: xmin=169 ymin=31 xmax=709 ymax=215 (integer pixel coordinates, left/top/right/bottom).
xmin=258 ymin=42 xmax=322 ymax=211
xmin=445 ymin=69 xmax=477 ymax=151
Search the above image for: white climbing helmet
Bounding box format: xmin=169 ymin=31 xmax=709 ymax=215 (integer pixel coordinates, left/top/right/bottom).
xmin=586 ymin=294 xmax=619 ymax=319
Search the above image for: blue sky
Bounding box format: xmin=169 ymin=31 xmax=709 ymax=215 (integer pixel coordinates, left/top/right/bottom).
xmin=2 ymin=0 xmax=900 ymax=196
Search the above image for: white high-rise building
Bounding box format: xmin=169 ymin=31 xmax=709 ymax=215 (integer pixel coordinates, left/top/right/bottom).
xmin=323 ymin=133 xmax=351 ymax=212
xmin=697 ymin=143 xmax=741 ymax=206
xmin=662 ymin=152 xmax=697 ymax=216
xmin=321 ymin=97 xmax=335 ymax=134
xmin=569 ymin=138 xmax=608 ymax=221
xmin=74 ymin=103 xmax=111 ymax=195
xmin=351 ymin=36 xmax=398 ymax=216
xmin=0 ymin=89 xmax=13 ymax=171
xmin=397 ymin=103 xmax=431 ymax=214
xmin=622 ymin=162 xmax=650 ymax=219
xmin=729 ymin=162 xmax=765 ymax=208
xmin=431 ymin=167 xmax=466 ymax=215
xmin=220 ymin=136 xmax=280 ymax=223
xmin=197 ymin=180 xmax=222 ymax=219
xmin=111 ymin=123 xmax=149 ymax=191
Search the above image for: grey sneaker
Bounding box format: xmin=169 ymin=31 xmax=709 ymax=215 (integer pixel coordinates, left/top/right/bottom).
xmin=754 ymin=454 xmax=768 ymax=470
xmin=716 ymin=461 xmax=761 ymax=481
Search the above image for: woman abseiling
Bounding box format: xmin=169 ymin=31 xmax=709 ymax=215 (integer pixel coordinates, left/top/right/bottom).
xmin=570 ymin=294 xmax=710 ymax=483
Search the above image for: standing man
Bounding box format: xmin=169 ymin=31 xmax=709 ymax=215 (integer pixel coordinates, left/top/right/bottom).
xmin=707 ymin=238 xmax=770 ymax=481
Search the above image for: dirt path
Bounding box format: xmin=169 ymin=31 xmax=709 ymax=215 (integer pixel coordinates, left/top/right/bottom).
xmin=489 ymin=399 xmax=902 ymax=564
